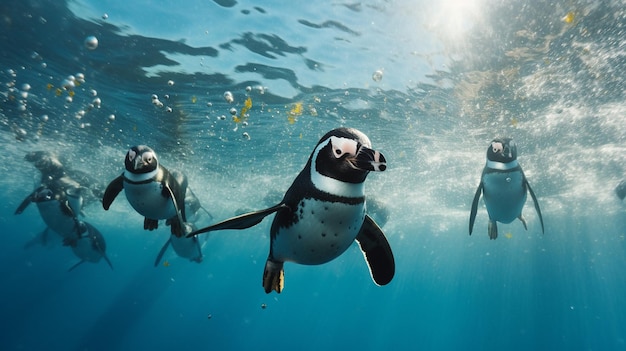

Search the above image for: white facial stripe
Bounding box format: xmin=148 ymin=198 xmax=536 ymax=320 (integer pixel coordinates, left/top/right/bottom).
xmin=492 ymin=142 xmax=503 ymax=153
xmin=310 ymin=138 xmax=365 ymax=198
xmin=330 ymin=136 xmax=358 ymax=159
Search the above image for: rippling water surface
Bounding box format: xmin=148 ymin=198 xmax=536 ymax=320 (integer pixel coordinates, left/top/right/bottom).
xmin=1 ymin=1 xmax=626 ymax=350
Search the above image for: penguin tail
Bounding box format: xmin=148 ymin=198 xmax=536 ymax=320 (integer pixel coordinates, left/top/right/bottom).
xmin=488 ymin=220 xmax=498 ymax=240
xmin=262 ymin=259 xmax=284 ymax=294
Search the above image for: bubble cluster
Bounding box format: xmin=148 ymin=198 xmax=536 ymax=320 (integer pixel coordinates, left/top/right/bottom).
xmin=223 ymin=91 xmax=234 ymax=103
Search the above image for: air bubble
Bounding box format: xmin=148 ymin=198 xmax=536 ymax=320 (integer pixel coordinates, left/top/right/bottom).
xmin=84 ymin=36 xmax=98 ymax=50
xmin=75 ymin=73 xmax=85 ymax=84
xmin=372 ymin=69 xmax=384 ymax=82
xmin=167 ymin=80 xmax=174 ymax=86
xmin=229 ymin=107 xmax=237 ymax=115
xmin=223 ymin=91 xmax=234 ymax=103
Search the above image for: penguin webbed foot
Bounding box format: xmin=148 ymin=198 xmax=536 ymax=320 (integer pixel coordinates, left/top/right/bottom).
xmin=168 ymin=216 xmax=184 ymax=237
xmin=518 ymin=215 xmax=528 ymax=230
xmin=144 ymin=218 xmax=158 ymax=231
xmin=488 ymin=220 xmax=498 ymax=240
xmin=263 ymin=259 xmax=285 ymax=294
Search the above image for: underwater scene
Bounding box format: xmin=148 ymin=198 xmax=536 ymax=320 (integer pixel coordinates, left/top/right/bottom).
xmin=1 ymin=0 xmax=626 ymax=350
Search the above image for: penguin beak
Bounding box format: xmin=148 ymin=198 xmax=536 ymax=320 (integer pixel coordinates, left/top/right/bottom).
xmin=350 ymin=146 xmax=387 ymax=172
xmin=132 ymin=156 xmax=146 ymax=171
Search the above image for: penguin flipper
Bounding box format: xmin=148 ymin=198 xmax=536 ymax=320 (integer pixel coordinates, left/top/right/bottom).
xmin=193 ymin=237 xmax=203 ymax=263
xmin=163 ymin=183 xmax=186 ymax=237
xmin=187 ymin=203 xmax=289 ymax=237
xmin=102 ymin=175 xmax=124 ymax=210
xmin=68 ymin=260 xmax=86 ymax=272
xmin=469 ymin=183 xmax=483 ymax=235
xmin=103 ymin=255 xmax=114 ymax=270
xmin=154 ymin=238 xmax=172 ymax=267
xmin=355 ymin=215 xmax=395 ymax=286
xmin=15 ymin=187 xmax=42 ymax=214
xmin=263 ymin=259 xmax=285 ymax=294
xmin=526 ymin=181 xmax=545 ymax=234
xmin=23 ymin=227 xmax=50 ymax=249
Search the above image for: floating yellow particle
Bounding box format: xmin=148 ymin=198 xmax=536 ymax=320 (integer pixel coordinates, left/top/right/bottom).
xmin=191 ymin=95 xmax=197 ymax=104
xmin=55 ymin=88 xmax=63 ymax=96
xmin=163 ymin=260 xmax=170 ymax=267
xmin=504 ymin=232 xmax=513 ymax=239
xmin=234 ymin=96 xmax=252 ymax=123
xmin=562 ymin=11 xmax=575 ymax=24
xmin=287 ymin=102 xmax=303 ymax=124
xmin=510 ymin=118 xmax=518 ymax=127
xmin=46 ymin=83 xmax=54 ymax=90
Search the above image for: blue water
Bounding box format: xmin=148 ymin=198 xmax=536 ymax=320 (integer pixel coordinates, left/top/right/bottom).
xmin=1 ymin=0 xmax=626 ymax=350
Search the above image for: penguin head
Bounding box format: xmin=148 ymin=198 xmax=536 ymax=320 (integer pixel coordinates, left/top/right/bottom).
xmin=311 ymin=128 xmax=386 ymax=184
xmin=125 ymin=145 xmax=158 ymax=174
xmin=486 ymin=137 xmax=517 ymax=163
xmin=25 ymin=151 xmax=65 ymax=178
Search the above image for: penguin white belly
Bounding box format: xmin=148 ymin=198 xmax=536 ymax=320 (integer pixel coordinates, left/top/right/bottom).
xmin=36 ymin=201 xmax=78 ymax=240
xmin=170 ymin=235 xmax=203 ymax=261
xmin=482 ymin=171 xmax=526 ymax=223
xmin=71 ymin=236 xmax=102 ymax=263
xmin=272 ymin=199 xmax=366 ymax=265
xmin=124 ymin=181 xmax=176 ymax=220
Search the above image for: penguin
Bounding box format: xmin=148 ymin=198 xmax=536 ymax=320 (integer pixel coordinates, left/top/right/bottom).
xmin=15 ymin=185 xmax=84 ymax=247
xmin=187 ymin=127 xmax=394 ymax=294
xmin=469 ymin=137 xmax=545 ymax=239
xmin=24 ymin=150 xmax=105 ymax=205
xmin=68 ymin=221 xmax=113 ymax=271
xmin=154 ymin=222 xmax=208 ymax=266
xmin=102 ymin=145 xmax=188 ymax=237
xmin=154 ymin=187 xmax=211 ymax=266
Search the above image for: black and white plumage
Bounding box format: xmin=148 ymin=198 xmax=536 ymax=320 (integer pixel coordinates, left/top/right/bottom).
xmin=102 ymin=145 xmax=188 ymax=237
xmin=188 ymin=127 xmax=395 ymax=294
xmin=154 ymin=188 xmax=212 ymax=266
xmin=15 ymin=185 xmax=84 ymax=246
xmin=68 ymin=221 xmax=113 ymax=272
xmin=469 ymin=137 xmax=545 ymax=239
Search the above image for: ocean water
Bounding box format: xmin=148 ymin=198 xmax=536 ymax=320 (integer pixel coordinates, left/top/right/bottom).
xmin=1 ymin=0 xmax=626 ymax=350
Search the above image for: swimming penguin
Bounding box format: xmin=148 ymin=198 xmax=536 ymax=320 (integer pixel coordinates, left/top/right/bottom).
xmin=102 ymin=145 xmax=188 ymax=237
xmin=188 ymin=127 xmax=394 ymax=293
xmin=154 ymin=188 xmax=211 ymax=266
xmin=24 ymin=150 xmax=105 ymax=205
xmin=469 ymin=137 xmax=545 ymax=239
xmin=15 ymin=185 xmax=84 ymax=246
xmin=68 ymin=221 xmax=114 ymax=271
xmin=154 ymin=222 xmax=208 ymax=266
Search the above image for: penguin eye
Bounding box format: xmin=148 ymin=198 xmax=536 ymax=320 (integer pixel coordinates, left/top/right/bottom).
xmin=127 ymin=149 xmax=136 ymax=161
